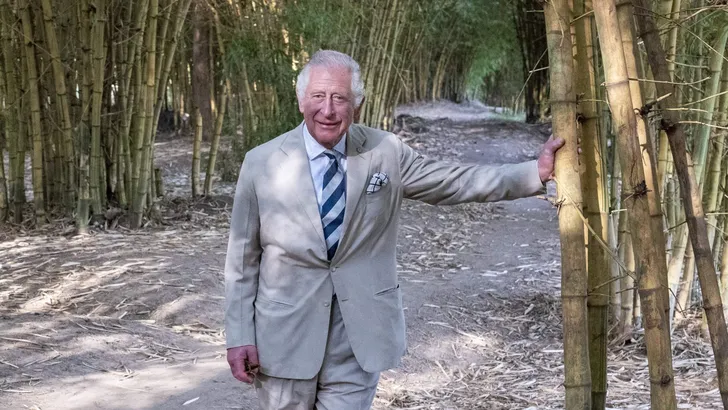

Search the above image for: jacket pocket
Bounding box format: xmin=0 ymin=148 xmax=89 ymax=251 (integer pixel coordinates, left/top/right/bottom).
xmin=374 ymin=284 xmax=400 ymax=297
xmin=255 ymin=294 xmax=294 ymax=308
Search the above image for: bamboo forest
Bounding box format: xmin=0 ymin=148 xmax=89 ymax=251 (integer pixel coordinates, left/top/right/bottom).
xmin=2 ymin=0 xmax=728 ymax=409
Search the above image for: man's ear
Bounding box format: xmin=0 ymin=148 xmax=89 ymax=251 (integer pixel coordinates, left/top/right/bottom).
xmin=354 ymin=97 xmax=365 ymax=122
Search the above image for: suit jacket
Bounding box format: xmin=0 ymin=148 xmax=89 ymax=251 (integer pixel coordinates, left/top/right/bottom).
xmin=224 ymin=122 xmax=544 ymax=379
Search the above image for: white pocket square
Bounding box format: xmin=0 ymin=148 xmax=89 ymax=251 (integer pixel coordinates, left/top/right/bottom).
xmin=366 ymin=172 xmax=389 ymax=195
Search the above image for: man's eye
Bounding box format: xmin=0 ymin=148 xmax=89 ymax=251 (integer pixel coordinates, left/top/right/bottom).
xmin=334 ymin=95 xmax=347 ymax=102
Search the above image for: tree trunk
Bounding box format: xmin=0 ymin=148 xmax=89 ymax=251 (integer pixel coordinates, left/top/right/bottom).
xmin=543 ymin=1 xmax=591 ymax=408
xmin=593 ymin=2 xmax=678 ymax=408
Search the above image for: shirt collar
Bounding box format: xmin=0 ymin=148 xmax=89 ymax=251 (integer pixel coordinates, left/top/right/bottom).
xmin=302 ymin=122 xmax=347 ymax=160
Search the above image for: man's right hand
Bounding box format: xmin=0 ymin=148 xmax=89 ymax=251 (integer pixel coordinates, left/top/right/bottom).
xmin=227 ymin=345 xmax=260 ymax=384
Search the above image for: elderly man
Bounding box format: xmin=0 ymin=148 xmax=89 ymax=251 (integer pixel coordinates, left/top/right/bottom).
xmin=225 ymin=50 xmax=564 ymax=409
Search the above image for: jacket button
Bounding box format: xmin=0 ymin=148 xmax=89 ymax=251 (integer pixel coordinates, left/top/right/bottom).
xmin=323 ymin=302 xmax=330 ymax=307
xmin=331 ymin=267 xmax=337 ymax=272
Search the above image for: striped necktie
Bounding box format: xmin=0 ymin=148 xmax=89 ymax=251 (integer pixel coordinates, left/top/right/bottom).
xmin=320 ymin=151 xmax=346 ymax=261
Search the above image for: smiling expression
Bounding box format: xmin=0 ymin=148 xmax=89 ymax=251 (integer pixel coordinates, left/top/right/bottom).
xmin=298 ymin=66 xmax=358 ymax=149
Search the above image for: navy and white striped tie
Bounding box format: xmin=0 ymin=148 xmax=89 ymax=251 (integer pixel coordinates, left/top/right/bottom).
xmin=320 ymin=151 xmax=346 ymax=261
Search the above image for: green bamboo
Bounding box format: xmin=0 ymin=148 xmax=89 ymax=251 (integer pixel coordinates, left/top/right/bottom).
xmin=634 ymin=2 xmax=728 ymax=405
xmin=574 ymin=1 xmax=608 ymax=407
xmin=131 ymin=0 xmax=159 ymax=228
xmin=544 ymin=0 xmax=592 ymax=408
xmin=594 ymin=1 xmax=678 ymax=407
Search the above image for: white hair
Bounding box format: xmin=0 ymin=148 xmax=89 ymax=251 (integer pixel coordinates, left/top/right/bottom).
xmin=296 ymin=50 xmax=365 ymax=108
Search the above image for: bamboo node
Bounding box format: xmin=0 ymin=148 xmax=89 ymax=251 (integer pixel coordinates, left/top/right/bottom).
xmin=621 ymin=181 xmax=649 ymax=201
xmin=660 ymin=118 xmax=677 ymax=133
xmin=649 ymin=375 xmax=673 ymax=386
xmin=704 ymin=303 xmax=725 ymax=312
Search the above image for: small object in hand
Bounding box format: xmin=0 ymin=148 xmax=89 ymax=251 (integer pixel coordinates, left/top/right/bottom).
xmin=245 ymin=361 xmax=260 ymax=375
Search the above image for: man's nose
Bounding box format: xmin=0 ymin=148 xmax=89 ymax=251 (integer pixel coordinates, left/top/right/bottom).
xmin=321 ymin=97 xmax=334 ymax=116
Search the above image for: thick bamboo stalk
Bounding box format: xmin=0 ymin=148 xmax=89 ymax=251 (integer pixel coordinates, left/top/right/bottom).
xmin=543 ymin=1 xmax=591 ymax=408
xmin=0 ymin=145 xmax=6 ymax=223
xmin=20 ymin=0 xmax=46 ymax=226
xmin=574 ymin=1 xmax=608 ymax=407
xmin=715 ymin=64 xmax=728 ymax=261
xmin=674 ymin=241 xmax=694 ymax=322
xmin=0 ymin=0 xmax=23 ymax=223
xmin=593 ymin=2 xmax=677 ymax=408
xmin=634 ymin=2 xmax=728 ymax=406
xmin=0 ymin=53 xmax=6 ymax=222
xmin=90 ymin=0 xmax=107 ymax=215
xmin=700 ymin=29 xmax=728 ymax=250
xmin=617 ymin=209 xmax=636 ymax=331
xmin=191 ymin=4 xmax=213 ymax=139
xmin=40 ymin=0 xmax=75 ymax=208
xmin=131 ymin=0 xmax=159 ymax=229
xmin=192 ymin=108 xmax=202 ymax=197
xmin=0 ymin=53 xmax=7 ymax=222
xmin=129 ymin=0 xmax=151 ymax=205
xmin=76 ymin=0 xmax=93 ymax=231
xmin=695 ymin=28 xmax=728 ymax=187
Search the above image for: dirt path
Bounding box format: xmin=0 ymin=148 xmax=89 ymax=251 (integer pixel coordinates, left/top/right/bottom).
xmin=1 ymin=102 xmax=720 ymax=409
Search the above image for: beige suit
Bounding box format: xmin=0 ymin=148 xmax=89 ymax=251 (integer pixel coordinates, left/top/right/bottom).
xmin=224 ymin=122 xmax=544 ymax=380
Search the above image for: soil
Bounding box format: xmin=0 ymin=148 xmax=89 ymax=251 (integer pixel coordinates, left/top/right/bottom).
xmin=0 ymin=101 xmax=720 ymax=409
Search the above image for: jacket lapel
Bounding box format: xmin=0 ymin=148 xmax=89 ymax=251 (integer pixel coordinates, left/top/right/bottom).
xmin=279 ymin=124 xmax=327 ymax=249
xmin=336 ymin=125 xmax=371 ymax=259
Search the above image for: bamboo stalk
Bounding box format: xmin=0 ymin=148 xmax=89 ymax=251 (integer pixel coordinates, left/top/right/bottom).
xmin=131 ymin=0 xmax=159 ymax=228
xmin=593 ymin=2 xmax=678 ymax=408
xmin=90 ymin=0 xmax=107 ymax=215
xmin=543 ymin=1 xmax=591 ymax=408
xmin=40 ymin=0 xmax=75 ymax=209
xmin=674 ymin=241 xmax=695 ymax=322
xmin=19 ymin=0 xmax=46 ymax=226
xmin=129 ymin=0 xmax=151 ymax=205
xmin=634 ymin=2 xmax=728 ymax=406
xmin=0 ymin=0 xmax=23 ymax=223
xmin=192 ymin=108 xmax=202 ymax=197
xmin=617 ymin=208 xmax=636 ymax=331
xmin=574 ymin=1 xmax=608 ymax=407
xmin=699 ymin=29 xmax=728 ymax=251
xmin=204 ymin=4 xmax=230 ymax=196
xmin=151 ymin=0 xmax=193 ymax=143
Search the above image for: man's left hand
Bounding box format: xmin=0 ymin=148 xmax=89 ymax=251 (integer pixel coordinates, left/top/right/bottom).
xmin=537 ymin=134 xmax=566 ymax=183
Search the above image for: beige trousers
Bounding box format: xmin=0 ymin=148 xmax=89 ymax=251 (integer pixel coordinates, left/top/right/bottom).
xmin=253 ymin=297 xmax=380 ymax=410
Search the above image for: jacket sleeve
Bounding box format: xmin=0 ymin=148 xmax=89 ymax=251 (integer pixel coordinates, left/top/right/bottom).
xmin=397 ymin=137 xmax=545 ymax=205
xmin=224 ymin=154 xmax=262 ymax=348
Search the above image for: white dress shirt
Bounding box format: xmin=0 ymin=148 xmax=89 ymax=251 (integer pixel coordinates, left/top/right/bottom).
xmin=303 ymin=123 xmax=347 ymax=208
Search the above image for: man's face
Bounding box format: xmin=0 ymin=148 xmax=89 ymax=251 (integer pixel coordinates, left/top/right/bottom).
xmin=298 ymin=66 xmax=356 ymax=149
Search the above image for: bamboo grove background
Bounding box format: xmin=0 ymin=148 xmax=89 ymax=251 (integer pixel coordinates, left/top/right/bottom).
xmin=2 ymin=0 xmax=728 ymax=408
xmin=0 ymin=0 xmax=535 ymax=231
